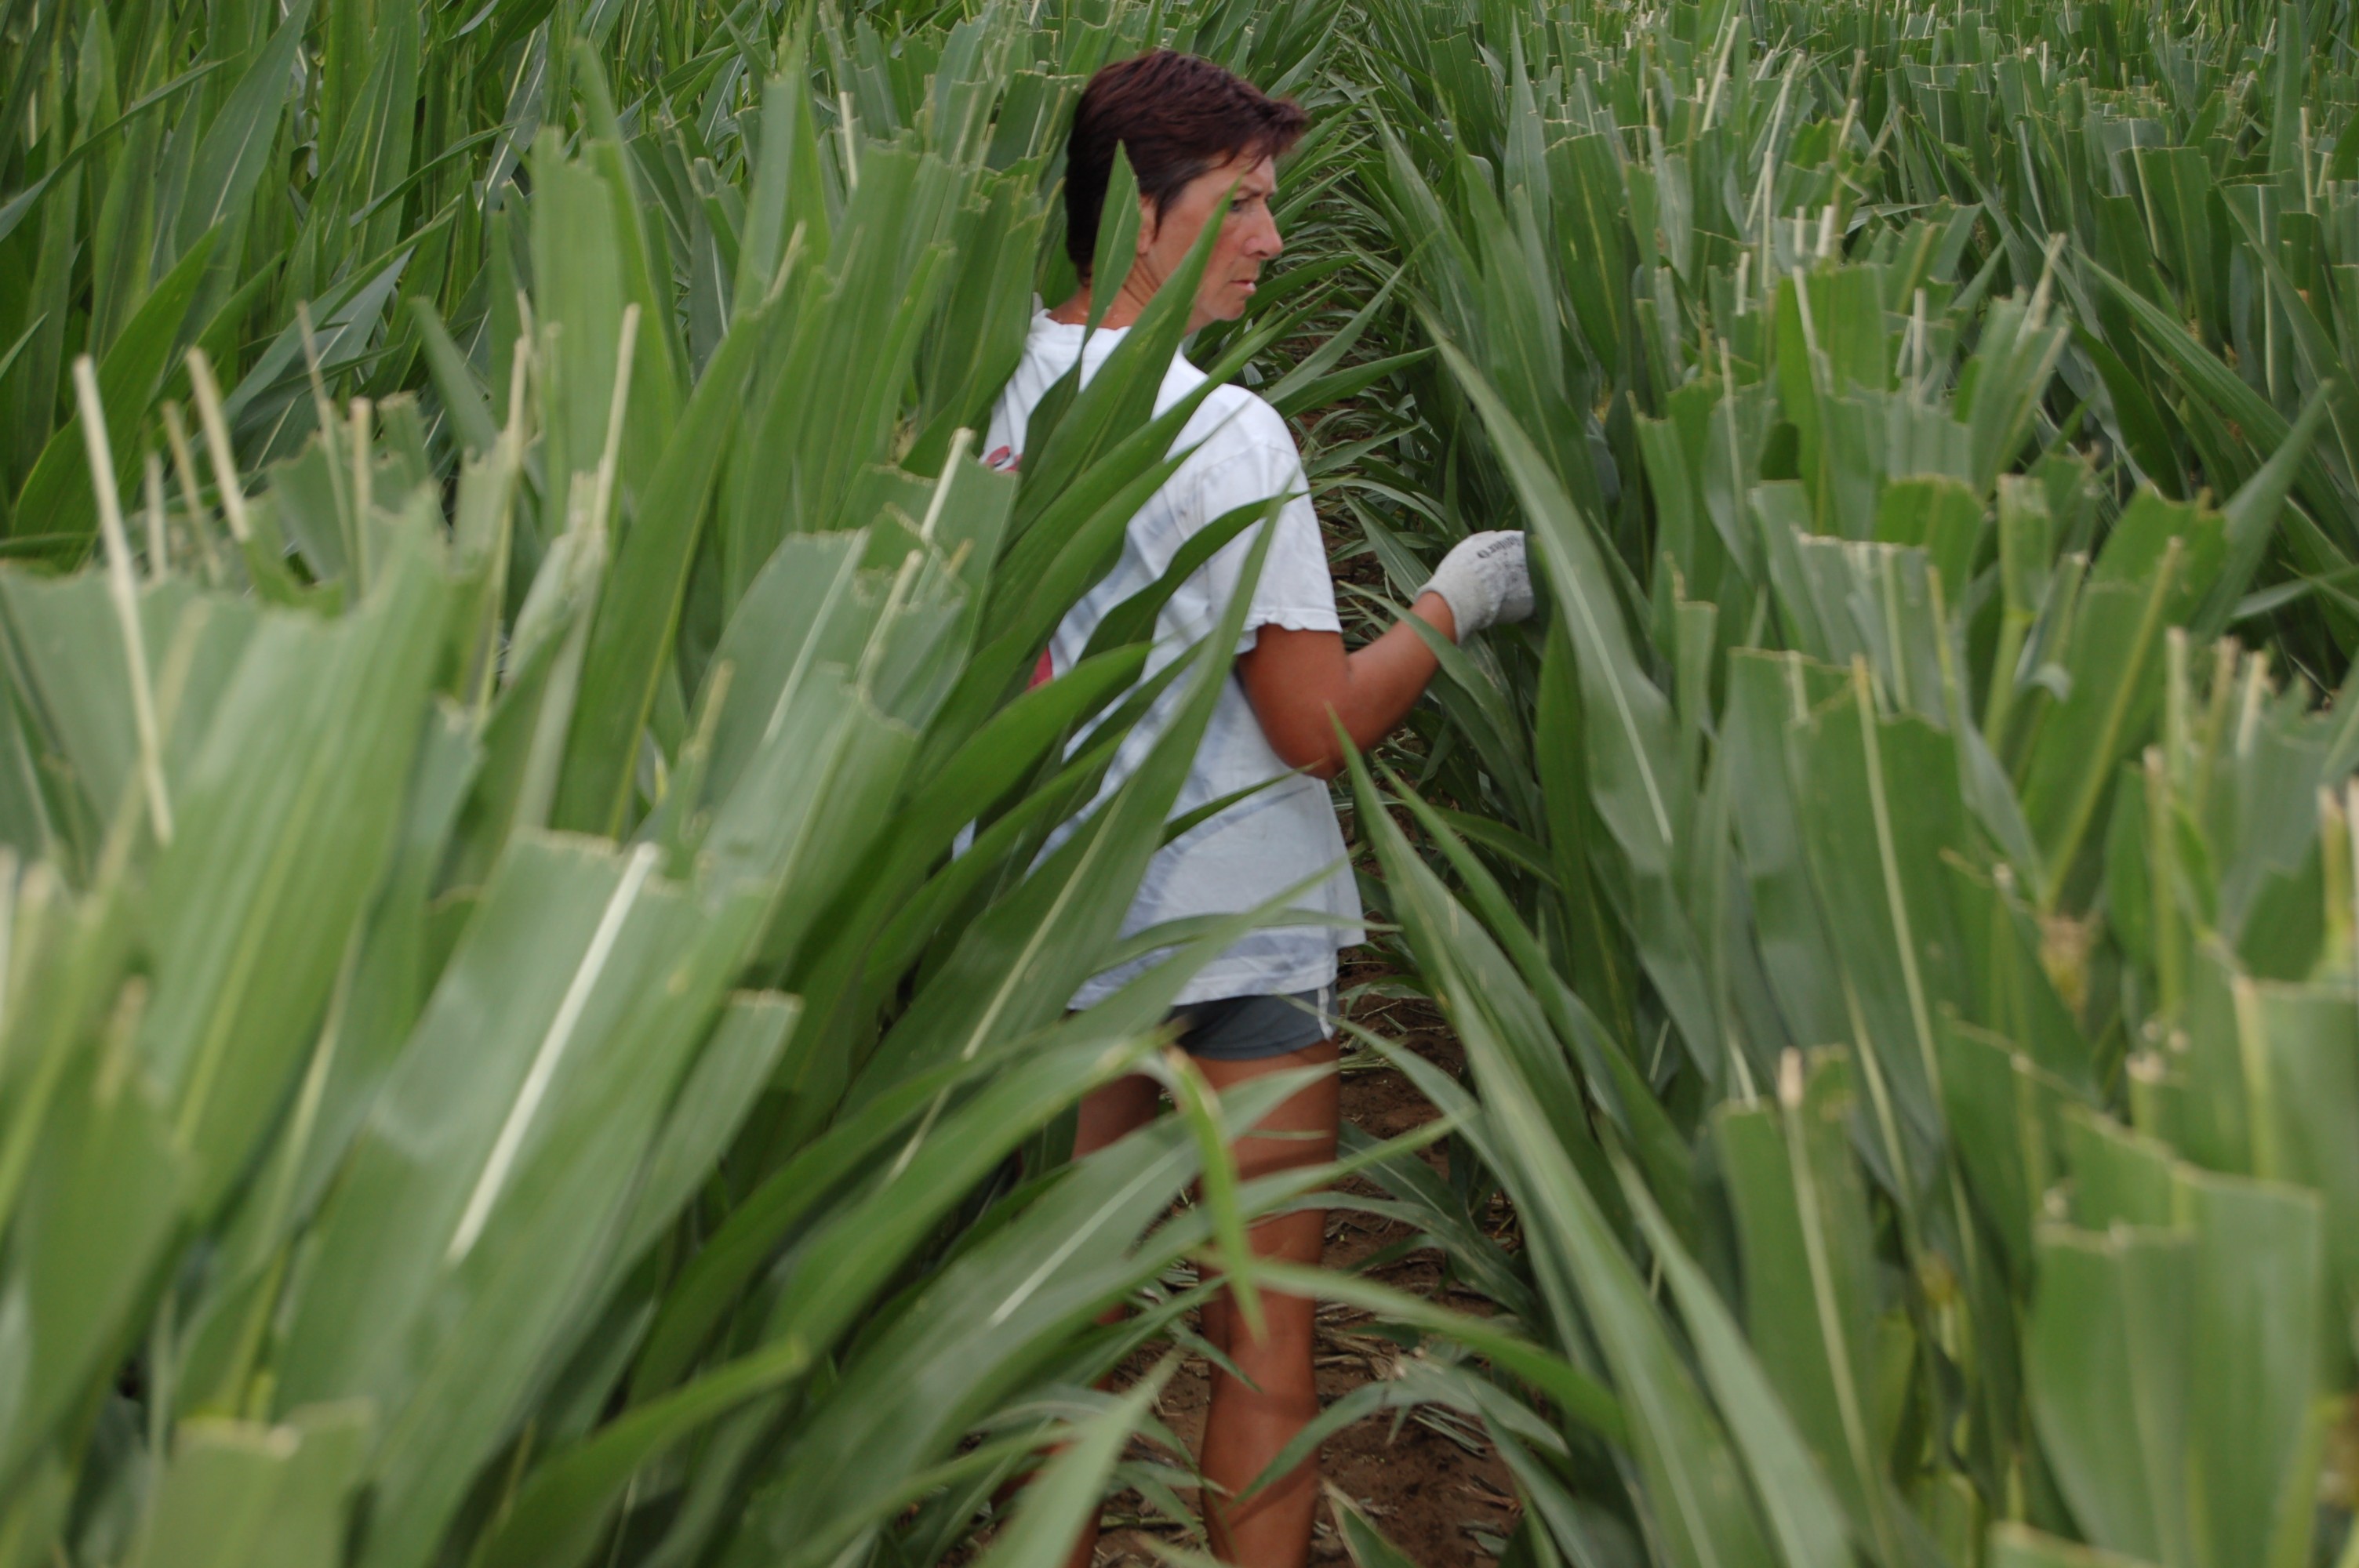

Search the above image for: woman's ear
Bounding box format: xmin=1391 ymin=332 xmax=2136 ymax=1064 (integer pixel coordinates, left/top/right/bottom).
xmin=1135 ymin=194 xmax=1158 ymax=255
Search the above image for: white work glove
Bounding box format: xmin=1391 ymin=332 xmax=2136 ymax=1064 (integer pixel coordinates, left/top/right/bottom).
xmin=1418 ymin=531 xmax=1534 ymax=637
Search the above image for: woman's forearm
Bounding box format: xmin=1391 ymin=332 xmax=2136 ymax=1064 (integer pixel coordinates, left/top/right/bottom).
xmin=1328 ymin=593 xmax=1458 ymax=761
xmin=1235 ymin=593 xmax=1459 ymax=780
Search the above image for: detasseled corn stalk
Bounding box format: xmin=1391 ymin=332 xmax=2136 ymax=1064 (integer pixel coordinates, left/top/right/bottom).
xmin=0 ymin=3 xmax=1382 ymax=1564
xmin=1334 ymin=2 xmax=2359 ymax=1566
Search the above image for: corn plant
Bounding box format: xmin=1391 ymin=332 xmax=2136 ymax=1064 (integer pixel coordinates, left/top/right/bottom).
xmin=0 ymin=2 xmax=1449 ymax=1564
xmin=16 ymin=0 xmax=2359 ymax=1565
xmin=1313 ymin=2 xmax=2359 ymax=1566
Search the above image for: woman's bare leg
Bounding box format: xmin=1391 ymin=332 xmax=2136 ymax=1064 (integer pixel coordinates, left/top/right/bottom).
xmin=1193 ymin=1039 xmax=1340 ymax=1568
xmin=1074 ymin=1072 xmax=1165 ymax=1160
xmin=1056 ymin=1072 xmax=1167 ymax=1568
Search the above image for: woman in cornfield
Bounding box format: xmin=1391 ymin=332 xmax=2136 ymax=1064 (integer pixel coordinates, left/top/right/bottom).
xmin=988 ymin=51 xmax=1536 ymax=1568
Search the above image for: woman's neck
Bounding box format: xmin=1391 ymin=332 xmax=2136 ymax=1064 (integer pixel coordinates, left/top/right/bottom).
xmin=1047 ymin=264 xmax=1207 ymax=332
xmin=1046 ymin=287 xmax=1143 ymax=329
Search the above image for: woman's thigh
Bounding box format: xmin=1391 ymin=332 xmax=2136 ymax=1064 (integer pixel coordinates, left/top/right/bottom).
xmin=1073 ymin=1071 xmax=1164 ymax=1159
xmin=1194 ymin=1036 xmax=1341 ymax=1181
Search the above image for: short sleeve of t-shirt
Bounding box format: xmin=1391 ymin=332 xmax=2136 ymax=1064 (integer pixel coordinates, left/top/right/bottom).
xmin=1189 ymin=417 xmax=1340 ymax=654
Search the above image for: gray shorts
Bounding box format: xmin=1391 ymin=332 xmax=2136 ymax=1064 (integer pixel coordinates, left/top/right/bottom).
xmin=1168 ymin=985 xmax=1335 ymax=1062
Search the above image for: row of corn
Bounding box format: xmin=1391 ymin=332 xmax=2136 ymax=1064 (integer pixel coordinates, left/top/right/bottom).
xmin=0 ymin=2 xmax=1373 ymax=1565
xmin=1325 ymin=0 xmax=2359 ymax=1563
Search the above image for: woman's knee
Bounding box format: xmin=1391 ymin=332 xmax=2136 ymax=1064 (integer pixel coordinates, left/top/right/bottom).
xmin=1073 ymin=1072 xmax=1164 ymax=1157
xmin=1200 ymin=1040 xmax=1341 ymax=1171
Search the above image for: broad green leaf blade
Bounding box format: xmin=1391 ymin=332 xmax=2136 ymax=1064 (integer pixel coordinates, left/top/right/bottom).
xmin=975 ymin=1362 xmax=1176 ymax=1568
xmin=12 ymin=229 xmax=219 ymax=546
xmin=1616 ymin=1153 xmax=1856 ymax=1568
xmin=2026 ymin=1224 xmax=2194 ymax=1568
xmin=129 ymin=1403 xmax=371 ymax=1568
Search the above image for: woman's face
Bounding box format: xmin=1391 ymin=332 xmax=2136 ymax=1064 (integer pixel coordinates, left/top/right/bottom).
xmin=1135 ymin=150 xmax=1283 ymax=331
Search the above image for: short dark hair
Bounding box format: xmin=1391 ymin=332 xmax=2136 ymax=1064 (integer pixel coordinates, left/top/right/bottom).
xmin=1064 ymin=51 xmax=1308 ymax=274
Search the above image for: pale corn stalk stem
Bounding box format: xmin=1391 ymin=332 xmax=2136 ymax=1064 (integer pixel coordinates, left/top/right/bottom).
xmin=1747 ymin=59 xmax=1798 ymax=248
xmin=183 ymin=350 xmax=252 ymax=543
xmin=856 ymin=549 xmax=925 ymax=695
xmin=1776 ymin=1048 xmax=1900 ymax=1566
xmin=2163 ymin=627 xmax=2190 ymax=786
xmin=2346 ymin=781 xmax=2359 ymax=989
xmin=1851 ymin=658 xmax=1942 ymax=1108
xmin=296 ymin=301 xmax=343 ymax=461
xmin=587 ymin=303 xmax=640 ymax=549
xmin=295 ymin=303 xmax=355 ymax=561
xmin=2315 ymin=787 xmax=2350 ymax=982
xmin=449 ymin=842 xmax=661 ymax=1265
xmin=158 ymin=402 xmax=224 ymax=584
xmin=142 ymin=450 xmax=168 ymax=584
xmin=838 ymin=90 xmax=860 ymax=190
xmin=351 ymin=397 xmax=373 ymax=592
xmin=1696 ymin=11 xmax=1738 ymax=131
xmin=1790 ymin=266 xmax=1828 ymax=395
xmin=0 ymin=846 xmax=17 ymax=1066
xmin=2191 ymin=637 xmax=2239 ymax=818
xmin=2147 ymin=749 xmax=2186 ymax=1018
xmin=73 ymin=356 xmax=173 ymax=846
xmin=2234 ymin=648 xmax=2270 ymax=757
xmin=918 ymin=428 xmax=974 ymax=543
xmin=2230 ymin=975 xmax=2280 ymax=1180
xmin=504 ymin=330 xmax=532 ymax=444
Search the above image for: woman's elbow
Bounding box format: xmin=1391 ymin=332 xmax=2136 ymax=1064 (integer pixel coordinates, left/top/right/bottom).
xmin=1267 ymin=730 xmax=1347 ymax=781
xmin=1243 ymin=681 xmax=1352 ymax=779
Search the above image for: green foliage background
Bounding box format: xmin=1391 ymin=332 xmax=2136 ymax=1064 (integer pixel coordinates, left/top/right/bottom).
xmin=0 ymin=0 xmax=2353 ymax=1565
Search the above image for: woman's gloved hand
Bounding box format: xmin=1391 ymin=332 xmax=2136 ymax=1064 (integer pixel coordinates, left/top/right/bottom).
xmin=1418 ymin=531 xmax=1534 ymax=638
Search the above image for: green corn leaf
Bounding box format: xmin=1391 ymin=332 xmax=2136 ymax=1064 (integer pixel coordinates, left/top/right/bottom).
xmin=270 ymin=833 xmax=761 ymax=1568
xmin=0 ymin=574 xmax=257 ymax=836
xmin=974 ymin=1362 xmax=1176 ymax=1568
xmin=1087 ymin=143 xmax=1142 ymax=331
xmin=2016 ymin=492 xmax=2223 ymax=904
xmin=139 ymin=538 xmax=449 ymax=1218
xmin=1987 ymin=1524 xmax=2164 ymax=1568
xmin=407 ymin=299 xmax=496 ymax=459
xmin=1938 ymin=1016 xmax=2076 ymax=1281
xmin=1783 ymin=664 xmax=1971 ymax=1184
xmin=13 ymin=228 xmax=218 ymax=546
xmin=1712 ymin=1051 xmax=1903 ymax=1562
xmin=466 ymin=1330 xmax=816 ymax=1568
xmin=1616 ymin=1148 xmax=1858 ymax=1568
xmin=173 ymin=0 xmax=317 ymax=256
xmin=2026 ymin=1223 xmax=2196 ymax=1567
xmin=1347 ymin=746 xmax=1771 ymax=1568
xmin=1432 ymin=336 xmax=1723 ymax=1085
xmin=2063 ymin=1110 xmax=2175 ymax=1231
xmin=551 ymin=295 xmax=774 ymax=836
xmin=0 ymin=1018 xmax=187 ymax=1492
xmin=2226 ymin=978 xmax=2359 ymax=1383
xmin=1372 ymin=760 xmax=1691 ymax=1232
xmin=1331 ymin=1489 xmax=1424 ymax=1568
xmin=2175 ymin=1164 xmax=2327 ymax=1568
xmin=126 ymin=1404 xmax=371 ymax=1568
xmin=0 ymin=60 xmax=224 ymax=250
xmin=728 ymin=1078 xmax=1293 ymax=1568
xmin=2192 ymin=387 xmax=2335 ymax=641
xmin=627 ymin=1037 xmax=1081 ymax=1401
xmin=612 ymin=990 xmax=801 ymax=1266
xmin=857 ymin=519 xmax=1274 ymax=1094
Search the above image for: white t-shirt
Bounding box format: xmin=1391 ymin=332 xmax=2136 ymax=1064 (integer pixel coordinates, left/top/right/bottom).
xmin=985 ymin=310 xmax=1364 ymax=1008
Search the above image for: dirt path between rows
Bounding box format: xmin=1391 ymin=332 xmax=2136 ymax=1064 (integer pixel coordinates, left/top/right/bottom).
xmin=1092 ymin=981 xmax=1521 ymax=1568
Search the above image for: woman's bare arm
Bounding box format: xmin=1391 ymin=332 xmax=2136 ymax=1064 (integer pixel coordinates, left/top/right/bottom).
xmin=1233 ymin=593 xmax=1459 ymax=781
